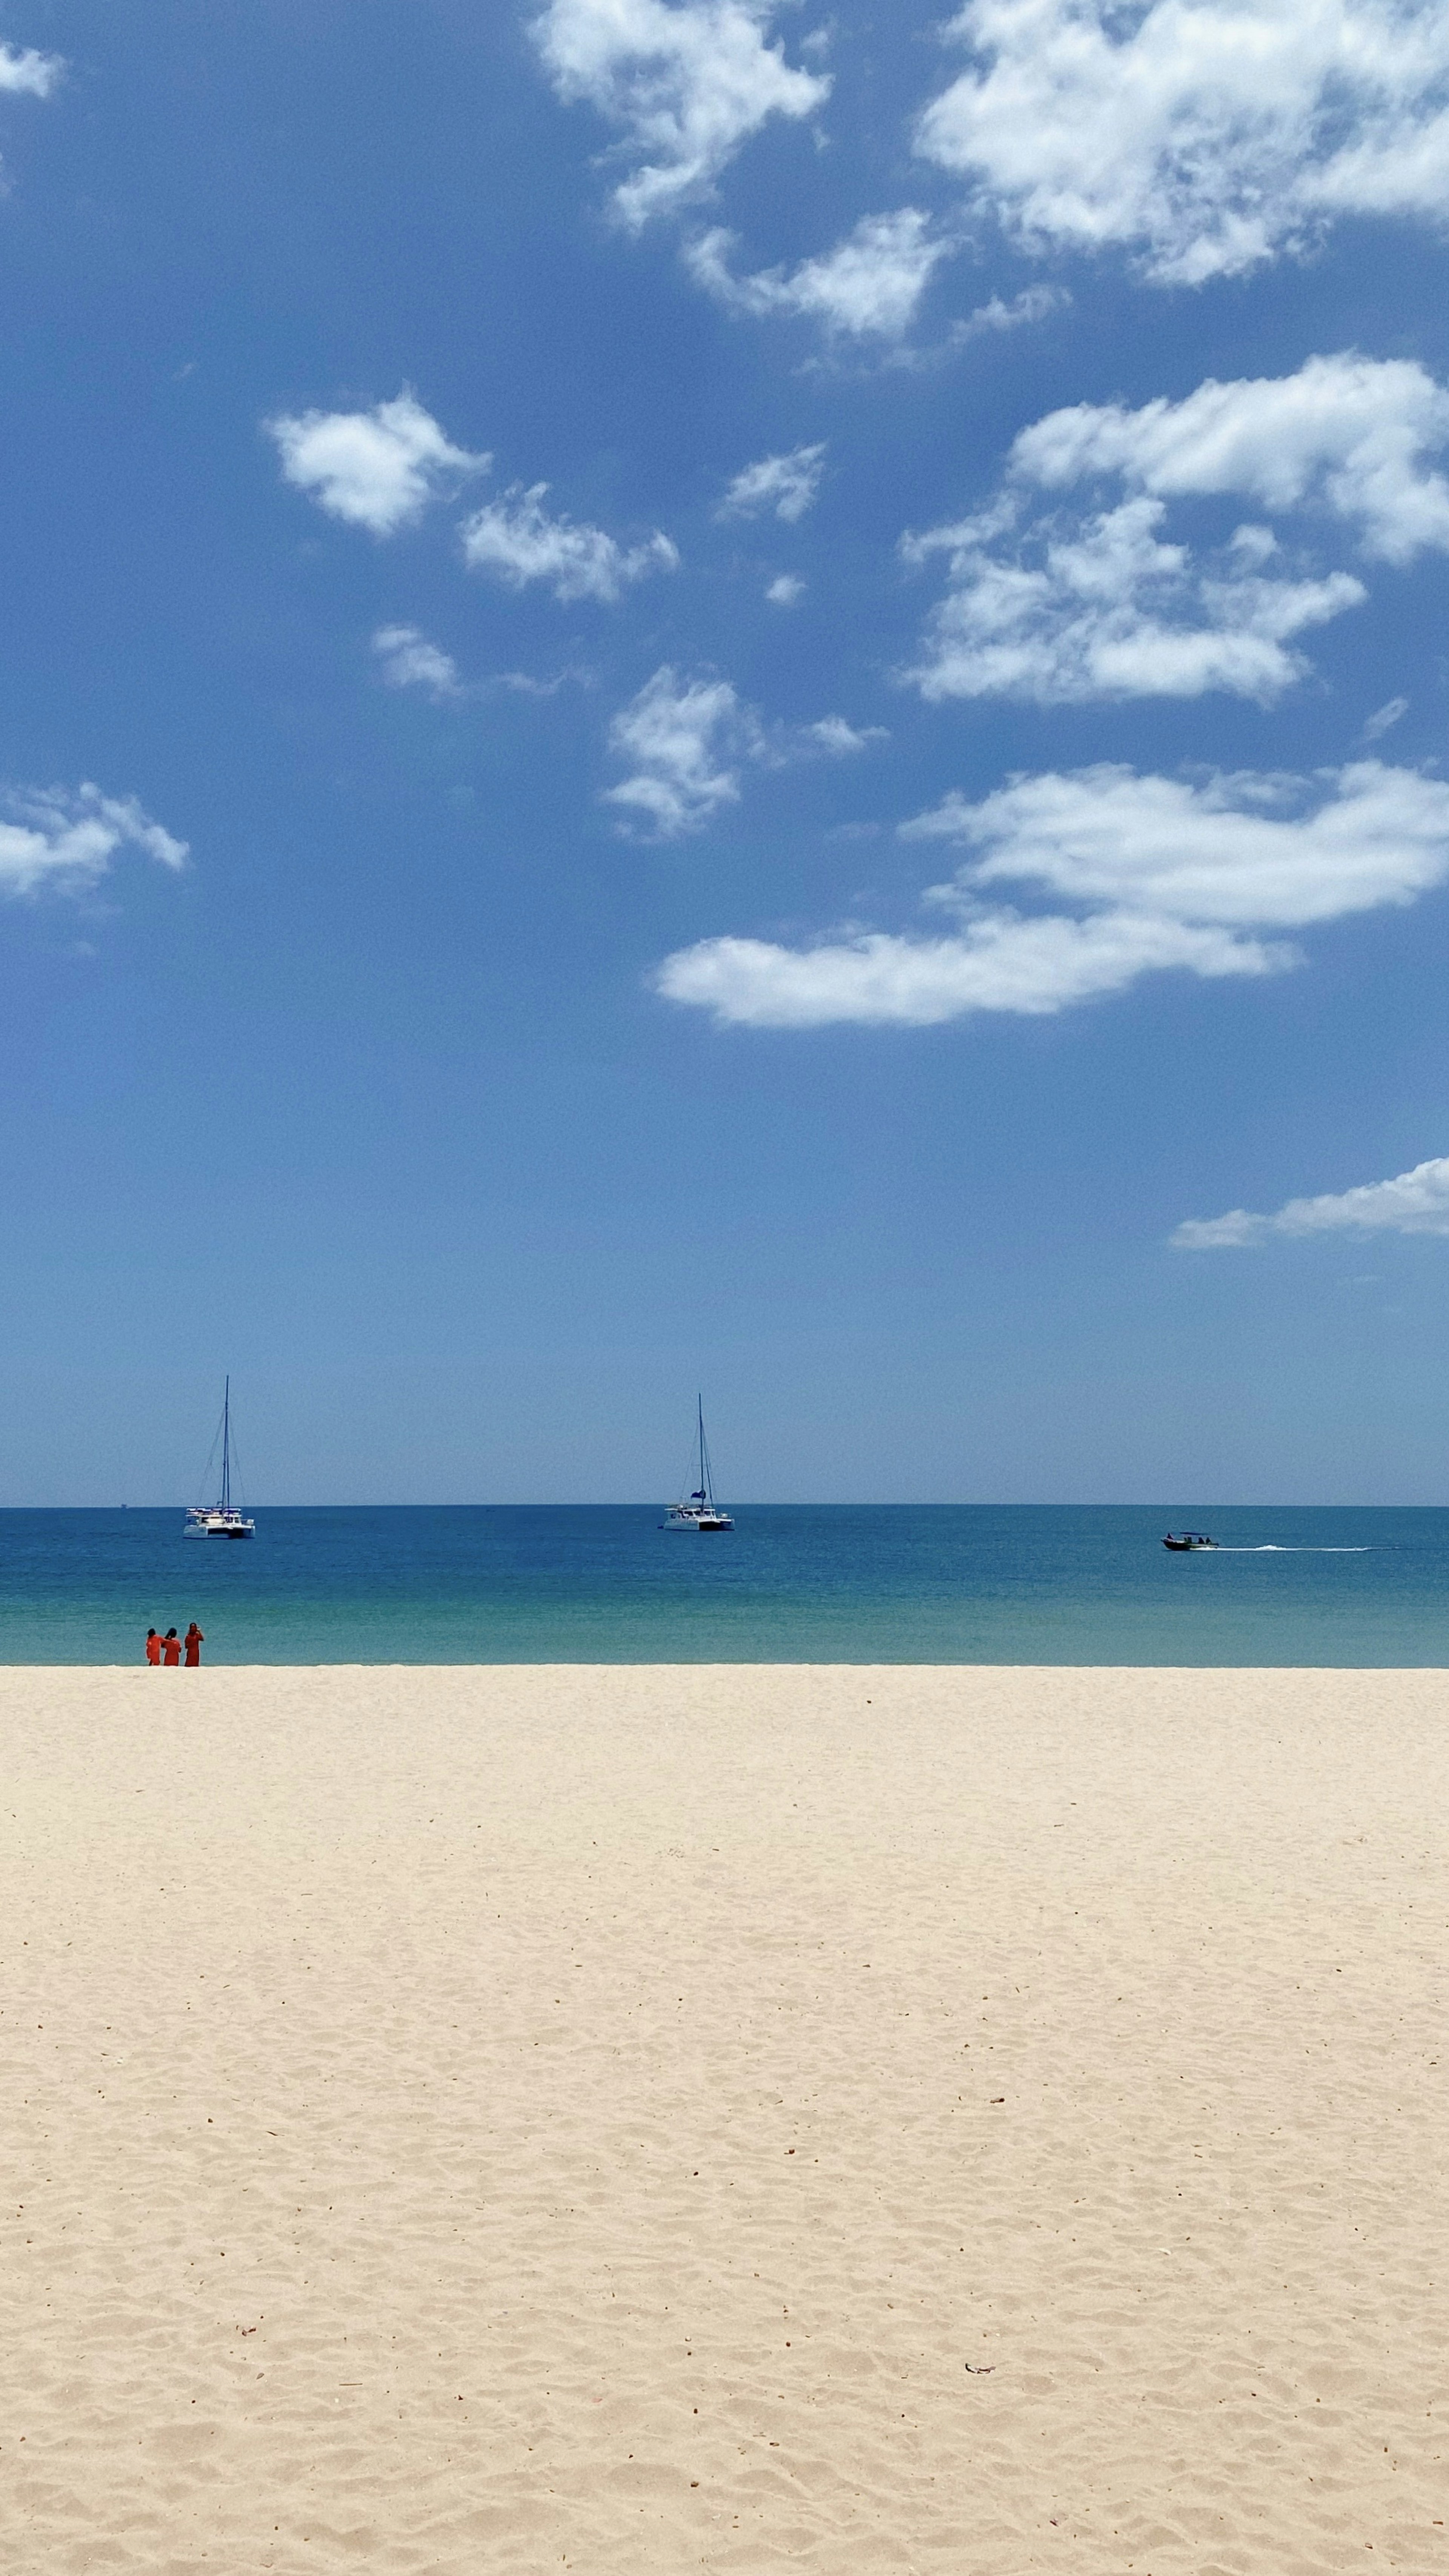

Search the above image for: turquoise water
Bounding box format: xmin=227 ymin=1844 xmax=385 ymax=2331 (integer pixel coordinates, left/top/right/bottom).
xmin=0 ymin=1504 xmax=1446 ymax=1664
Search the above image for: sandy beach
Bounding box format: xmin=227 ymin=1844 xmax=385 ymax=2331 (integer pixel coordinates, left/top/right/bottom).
xmin=2 ymin=1663 xmax=1444 ymax=2573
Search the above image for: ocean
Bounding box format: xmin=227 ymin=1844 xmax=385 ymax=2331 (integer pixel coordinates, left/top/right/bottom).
xmin=0 ymin=1504 xmax=1446 ymax=1664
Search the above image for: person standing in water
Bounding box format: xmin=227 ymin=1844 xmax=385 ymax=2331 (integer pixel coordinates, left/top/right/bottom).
xmin=161 ymin=1628 xmax=182 ymax=1666
xmin=145 ymin=1627 xmax=162 ymax=1666
xmin=183 ymin=1622 xmax=203 ymax=1668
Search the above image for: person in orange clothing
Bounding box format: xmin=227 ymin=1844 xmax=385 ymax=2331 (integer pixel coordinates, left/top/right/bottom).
xmin=183 ymin=1622 xmax=203 ymax=1668
xmin=161 ymin=1627 xmax=182 ymax=1666
xmin=145 ymin=1627 xmax=162 ymax=1666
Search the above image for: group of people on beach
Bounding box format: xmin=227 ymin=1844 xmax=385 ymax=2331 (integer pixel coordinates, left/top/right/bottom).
xmin=145 ymin=1624 xmax=203 ymax=1667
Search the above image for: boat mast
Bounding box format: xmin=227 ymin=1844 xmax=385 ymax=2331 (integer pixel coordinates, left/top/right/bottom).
xmin=220 ymin=1376 xmax=230 ymax=1512
xmin=698 ymin=1394 xmax=711 ymax=1507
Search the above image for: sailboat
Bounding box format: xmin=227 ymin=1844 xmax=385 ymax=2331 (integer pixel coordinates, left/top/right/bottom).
xmin=185 ymin=1377 xmax=255 ymax=1538
xmin=664 ymin=1397 xmax=734 ymax=1531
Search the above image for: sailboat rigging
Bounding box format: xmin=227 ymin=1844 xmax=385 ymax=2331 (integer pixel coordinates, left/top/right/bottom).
xmin=664 ymin=1398 xmax=734 ymax=1531
xmin=185 ymin=1377 xmax=255 ymax=1538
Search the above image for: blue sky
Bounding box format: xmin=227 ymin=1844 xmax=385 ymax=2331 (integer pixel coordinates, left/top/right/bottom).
xmin=5 ymin=0 xmax=1449 ymax=1502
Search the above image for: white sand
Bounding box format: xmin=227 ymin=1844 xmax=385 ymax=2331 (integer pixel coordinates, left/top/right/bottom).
xmin=2 ymin=1664 xmax=1445 ymax=2573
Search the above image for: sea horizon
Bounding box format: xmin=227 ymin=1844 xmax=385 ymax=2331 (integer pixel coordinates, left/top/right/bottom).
xmin=11 ymin=1504 xmax=1444 ymax=1514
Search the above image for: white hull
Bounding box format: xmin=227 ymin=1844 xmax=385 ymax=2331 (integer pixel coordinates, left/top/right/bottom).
xmin=185 ymin=1508 xmax=254 ymax=1539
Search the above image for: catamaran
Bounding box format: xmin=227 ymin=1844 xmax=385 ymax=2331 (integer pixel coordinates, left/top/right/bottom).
xmin=185 ymin=1377 xmax=255 ymax=1538
xmin=665 ymin=1398 xmax=734 ymax=1531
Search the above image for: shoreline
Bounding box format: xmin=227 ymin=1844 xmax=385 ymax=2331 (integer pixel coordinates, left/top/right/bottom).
xmin=5 ymin=1663 xmax=1443 ymax=2571
xmin=5 ymin=1654 xmax=1449 ymax=1670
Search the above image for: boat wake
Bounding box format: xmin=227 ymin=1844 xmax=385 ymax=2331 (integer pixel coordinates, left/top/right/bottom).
xmin=1214 ymin=1545 xmax=1372 ymax=1553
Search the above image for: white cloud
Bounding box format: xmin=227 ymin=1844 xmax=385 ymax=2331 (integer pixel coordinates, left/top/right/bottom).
xmin=904 ymin=353 xmax=1449 ymax=703
xmin=718 ymin=443 xmax=826 ymax=522
xmin=371 ymin=631 xmax=595 ymax=701
xmin=655 ymin=910 xmax=1280 ymax=1027
xmin=1364 ymin=693 xmax=1409 ymax=738
xmin=0 ymin=42 xmax=68 ymax=213
xmin=905 ymin=497 xmax=1363 ymax=702
xmin=0 ymin=43 xmax=62 ymax=97
xmin=603 ymin=669 xmax=880 ymax=832
xmin=497 ymin=667 xmax=591 ymax=698
xmin=765 ymin=573 xmax=806 ymax=605
xmin=950 ymin=283 xmax=1066 ymax=343
xmin=1012 ymin=355 xmax=1449 ymax=564
xmin=906 ymin=759 xmax=1449 ymax=927
xmin=462 ymin=483 xmax=678 ymax=602
xmin=605 ymin=666 xmax=751 ymax=834
xmin=372 ymin=625 xmax=463 ymax=699
xmin=1173 ymin=1155 xmax=1449 ymax=1247
xmin=532 ymin=0 xmax=829 ymax=230
xmin=0 ymin=784 xmax=187 ymax=898
xmin=803 ymin=716 xmax=888 ymax=754
xmin=268 ymin=392 xmax=486 ymax=536
xmin=657 ymin=759 xmax=1449 ymax=1026
xmin=916 ymin=0 xmax=1449 ymax=284
xmin=688 ymin=209 xmax=954 ymax=337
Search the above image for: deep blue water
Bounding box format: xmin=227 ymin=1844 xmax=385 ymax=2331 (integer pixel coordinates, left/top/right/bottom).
xmin=0 ymin=1504 xmax=1446 ymax=1664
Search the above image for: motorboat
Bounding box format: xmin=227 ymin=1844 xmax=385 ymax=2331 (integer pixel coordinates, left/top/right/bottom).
xmin=185 ymin=1377 xmax=255 ymax=1538
xmin=1163 ymin=1530 xmax=1217 ymax=1551
xmin=665 ymin=1398 xmax=734 ymax=1530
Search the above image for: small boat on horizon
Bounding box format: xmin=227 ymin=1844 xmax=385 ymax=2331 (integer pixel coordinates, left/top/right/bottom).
xmin=185 ymin=1377 xmax=255 ymax=1539
xmin=664 ymin=1398 xmax=734 ymax=1531
xmin=1163 ymin=1530 xmax=1217 ymax=1552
